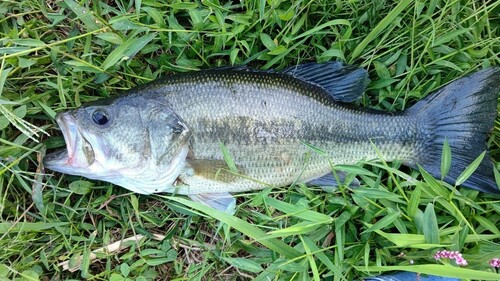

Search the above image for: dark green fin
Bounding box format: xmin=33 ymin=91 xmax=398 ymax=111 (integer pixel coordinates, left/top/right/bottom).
xmin=307 ymin=171 xmax=360 ymax=192
xmin=189 ymin=193 xmax=236 ymax=214
xmin=280 ymin=62 xmax=369 ymax=102
xmin=407 ymin=68 xmax=500 ymax=194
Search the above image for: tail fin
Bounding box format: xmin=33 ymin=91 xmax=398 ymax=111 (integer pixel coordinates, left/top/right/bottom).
xmin=408 ymin=68 xmax=500 ymax=194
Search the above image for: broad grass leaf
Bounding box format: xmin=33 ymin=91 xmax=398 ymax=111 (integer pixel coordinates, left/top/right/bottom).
xmin=63 ymin=0 xmax=101 ymax=31
xmin=368 ymin=78 xmax=399 ymax=89
xmin=357 ymin=265 xmax=500 ymax=280
xmin=373 ymin=61 xmax=391 ymax=78
xmin=120 ymin=263 xmax=130 ymax=277
xmin=0 ymin=222 xmax=68 ymax=233
xmin=170 ymin=2 xmax=198 ymax=9
xmin=300 ymin=236 xmax=320 ymax=281
xmin=264 ymin=197 xmax=333 ymax=223
xmin=335 ymin=211 xmax=352 ymax=232
xmin=319 ymin=48 xmax=345 ymax=61
xmin=166 ymin=196 xmax=301 ymax=259
xmin=223 ymin=258 xmax=263 ymax=273
xmin=260 ymin=33 xmax=276 ymax=51
xmin=351 ymin=0 xmax=413 ymax=60
xmin=0 ymin=68 xmax=11 ymax=96
xmin=440 ymin=138 xmax=451 ymax=179
xmin=230 ymin=48 xmax=239 ymax=65
xmin=40 ymin=250 xmax=49 ymax=270
xmin=334 ymin=165 xmax=377 ymax=177
xmin=432 ymin=60 xmax=463 ymax=72
xmin=268 ymin=45 xmax=287 ymax=55
xmin=278 ymin=8 xmax=294 ymax=21
xmin=375 ymin=230 xmax=425 ymax=247
xmin=474 ymin=215 xmax=500 ymax=235
xmin=64 ymin=60 xmax=102 ymax=73
xmin=418 ymin=164 xmax=449 ymax=197
xmin=455 ymin=151 xmax=485 ymax=186
xmin=383 ymin=49 xmax=402 ymax=66
xmin=69 ymin=180 xmax=93 ymax=195
xmin=101 ymin=33 xmax=156 ymax=70
xmin=407 ymin=185 xmax=421 ymax=218
xmin=266 ymin=221 xmax=323 ymax=238
xmin=362 ymin=212 xmax=401 ymax=234
xmin=135 ymin=0 xmax=142 ymax=16
xmin=433 ymin=28 xmax=471 ymax=46
xmin=144 ymin=258 xmax=171 ymax=266
xmin=96 ymin=33 xmax=124 ymax=45
xmin=219 ymin=142 xmax=238 ymax=173
xmin=494 ymin=166 xmax=500 ymax=190
xmin=353 ymin=188 xmax=404 ymax=203
xmin=300 ymin=236 xmax=346 ymax=281
xmin=19 ymin=269 xmax=38 ymax=280
xmin=143 ymin=7 xmax=166 ymax=27
xmin=423 ymin=203 xmax=440 ymax=244
xmin=0 ymin=264 xmax=7 ymax=277
xmin=18 ymin=57 xmax=36 ymax=68
xmin=291 ymin=14 xmax=307 ymax=36
xmin=11 ymin=39 xmax=45 ymax=47
xmin=291 ymin=19 xmax=351 ymax=41
xmin=0 ymin=47 xmax=31 ymax=55
xmin=109 ymin=273 xmax=124 ymax=281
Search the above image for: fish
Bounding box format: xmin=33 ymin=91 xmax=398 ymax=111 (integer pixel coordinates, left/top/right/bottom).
xmin=43 ymin=62 xmax=500 ymax=212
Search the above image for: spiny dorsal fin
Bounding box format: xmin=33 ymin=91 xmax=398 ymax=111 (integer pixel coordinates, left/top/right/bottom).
xmin=280 ymin=62 xmax=369 ymax=102
xmin=202 ymin=62 xmax=369 ymax=103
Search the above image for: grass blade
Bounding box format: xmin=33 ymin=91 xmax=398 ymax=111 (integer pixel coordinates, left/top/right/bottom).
xmin=455 ymin=151 xmax=485 ymax=186
xmin=351 ymin=0 xmax=413 ymax=60
xmin=423 ymin=203 xmax=440 ymax=244
xmin=101 ymin=33 xmax=156 ymax=70
xmin=357 ymin=265 xmax=500 ymax=280
xmin=166 ymin=196 xmax=301 ymax=259
xmin=440 ymin=138 xmax=451 ymax=179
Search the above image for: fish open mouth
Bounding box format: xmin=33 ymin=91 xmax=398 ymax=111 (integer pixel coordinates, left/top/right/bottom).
xmin=44 ymin=112 xmax=95 ymax=171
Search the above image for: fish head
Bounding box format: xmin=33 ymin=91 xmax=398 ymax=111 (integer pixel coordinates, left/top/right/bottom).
xmin=44 ymin=95 xmax=191 ymax=194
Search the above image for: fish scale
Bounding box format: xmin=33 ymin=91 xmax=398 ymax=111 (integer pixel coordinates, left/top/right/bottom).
xmin=158 ymin=70 xmax=420 ymax=194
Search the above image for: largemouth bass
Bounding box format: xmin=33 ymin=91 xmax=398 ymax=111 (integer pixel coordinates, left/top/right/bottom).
xmin=44 ymin=62 xmax=500 ymax=212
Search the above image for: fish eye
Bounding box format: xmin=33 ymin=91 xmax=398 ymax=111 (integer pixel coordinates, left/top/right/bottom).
xmin=92 ymin=110 xmax=110 ymax=126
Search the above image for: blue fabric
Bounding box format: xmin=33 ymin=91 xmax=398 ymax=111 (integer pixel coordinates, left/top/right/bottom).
xmin=362 ymin=271 xmax=461 ymax=281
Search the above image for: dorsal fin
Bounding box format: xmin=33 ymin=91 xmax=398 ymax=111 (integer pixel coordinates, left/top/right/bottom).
xmin=199 ymin=62 xmax=369 ymax=103
xmin=280 ymin=62 xmax=369 ymax=102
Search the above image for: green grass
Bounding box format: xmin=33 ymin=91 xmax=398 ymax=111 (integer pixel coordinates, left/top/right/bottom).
xmin=1 ymin=0 xmax=500 ymax=280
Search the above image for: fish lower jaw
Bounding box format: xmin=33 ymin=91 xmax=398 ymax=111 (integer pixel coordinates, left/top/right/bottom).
xmin=100 ymin=167 xmax=180 ymax=194
xmin=99 ymin=146 xmax=190 ymax=195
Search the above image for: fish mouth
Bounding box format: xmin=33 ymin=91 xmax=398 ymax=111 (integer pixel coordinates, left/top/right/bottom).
xmin=44 ymin=112 xmax=95 ymax=172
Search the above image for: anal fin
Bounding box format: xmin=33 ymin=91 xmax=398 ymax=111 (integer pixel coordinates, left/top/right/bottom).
xmin=189 ymin=193 xmax=236 ymax=214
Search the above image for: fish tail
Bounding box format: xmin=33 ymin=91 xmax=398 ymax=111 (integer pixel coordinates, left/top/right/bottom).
xmin=407 ymin=68 xmax=500 ymax=194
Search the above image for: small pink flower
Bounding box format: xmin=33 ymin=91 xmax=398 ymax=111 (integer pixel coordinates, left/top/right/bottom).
xmin=490 ymin=258 xmax=500 ymax=268
xmin=434 ymin=250 xmax=468 ymax=266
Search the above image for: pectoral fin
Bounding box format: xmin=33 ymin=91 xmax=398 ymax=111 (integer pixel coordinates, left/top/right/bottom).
xmin=307 ymin=171 xmax=360 ymax=193
xmin=189 ymin=193 xmax=236 ymax=214
xmin=186 ymin=159 xmax=244 ymax=183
